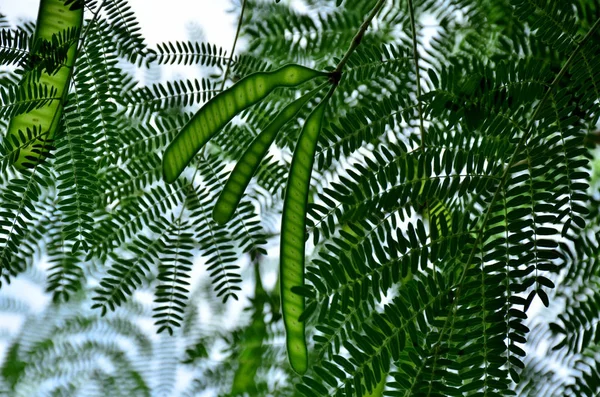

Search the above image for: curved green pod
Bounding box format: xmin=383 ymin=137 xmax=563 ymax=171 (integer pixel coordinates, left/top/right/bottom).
xmin=162 ymin=64 xmax=328 ymax=183
xmin=280 ymin=86 xmax=334 ymax=375
xmin=213 ymin=84 xmax=326 ymax=225
xmin=7 ymin=0 xmax=83 ymax=169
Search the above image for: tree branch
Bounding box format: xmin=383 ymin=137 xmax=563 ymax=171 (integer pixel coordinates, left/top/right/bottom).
xmin=221 ymin=0 xmax=247 ymax=91
xmin=332 ymin=0 xmax=387 ymax=81
xmin=408 ymin=0 xmax=425 ymax=147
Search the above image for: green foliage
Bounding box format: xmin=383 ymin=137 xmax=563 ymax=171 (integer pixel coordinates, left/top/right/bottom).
xmin=1 ymin=0 xmax=600 ymax=395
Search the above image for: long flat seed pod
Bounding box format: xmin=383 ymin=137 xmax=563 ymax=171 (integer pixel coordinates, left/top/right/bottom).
xmin=7 ymin=0 xmax=84 ymax=168
xmin=280 ymin=85 xmax=335 ymax=375
xmin=213 ymin=83 xmax=327 ymax=225
xmin=162 ymin=64 xmax=328 ymax=183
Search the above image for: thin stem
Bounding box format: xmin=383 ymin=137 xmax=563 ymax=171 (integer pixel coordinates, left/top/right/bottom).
xmin=221 ymin=0 xmax=247 ymax=92
xmin=333 ymin=0 xmax=387 ymax=76
xmin=407 ymin=0 xmax=430 ymax=263
xmin=408 ymin=0 xmax=425 ymax=147
xmin=71 ymin=0 xmax=106 ymax=64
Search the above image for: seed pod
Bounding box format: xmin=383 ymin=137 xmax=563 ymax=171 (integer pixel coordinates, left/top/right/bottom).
xmin=7 ymin=0 xmax=84 ymax=169
xmin=162 ymin=64 xmax=328 ymax=183
xmin=280 ymin=86 xmax=334 ymax=375
xmin=213 ymin=83 xmax=326 ymax=225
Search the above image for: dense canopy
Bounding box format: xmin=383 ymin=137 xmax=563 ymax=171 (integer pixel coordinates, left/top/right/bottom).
xmin=0 ymin=0 xmax=600 ymax=396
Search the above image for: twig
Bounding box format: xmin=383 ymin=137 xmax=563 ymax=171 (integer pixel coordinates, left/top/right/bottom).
xmin=221 ymin=0 xmax=247 ymax=91
xmin=331 ymin=0 xmax=387 ymax=82
xmin=408 ymin=0 xmax=425 ymax=147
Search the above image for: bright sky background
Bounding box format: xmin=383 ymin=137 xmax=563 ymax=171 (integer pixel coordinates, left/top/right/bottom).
xmin=1 ymin=0 xmax=237 ymax=48
xmin=2 ymin=0 xmax=239 ymax=82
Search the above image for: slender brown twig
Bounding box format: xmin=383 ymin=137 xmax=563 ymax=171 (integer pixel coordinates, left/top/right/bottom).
xmin=221 ymin=0 xmax=247 ymax=91
xmin=331 ymin=0 xmax=387 ymax=82
xmin=408 ymin=0 xmax=425 ymax=147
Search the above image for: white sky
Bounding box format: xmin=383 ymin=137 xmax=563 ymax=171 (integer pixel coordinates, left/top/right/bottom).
xmin=1 ymin=0 xmax=237 ymax=48
xmin=128 ymin=0 xmax=237 ymax=47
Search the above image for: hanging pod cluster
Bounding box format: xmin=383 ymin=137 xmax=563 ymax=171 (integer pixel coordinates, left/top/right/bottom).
xmin=212 ymin=83 xmax=327 ymax=225
xmin=162 ymin=64 xmax=335 ymax=374
xmin=6 ymin=0 xmax=84 ymax=169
